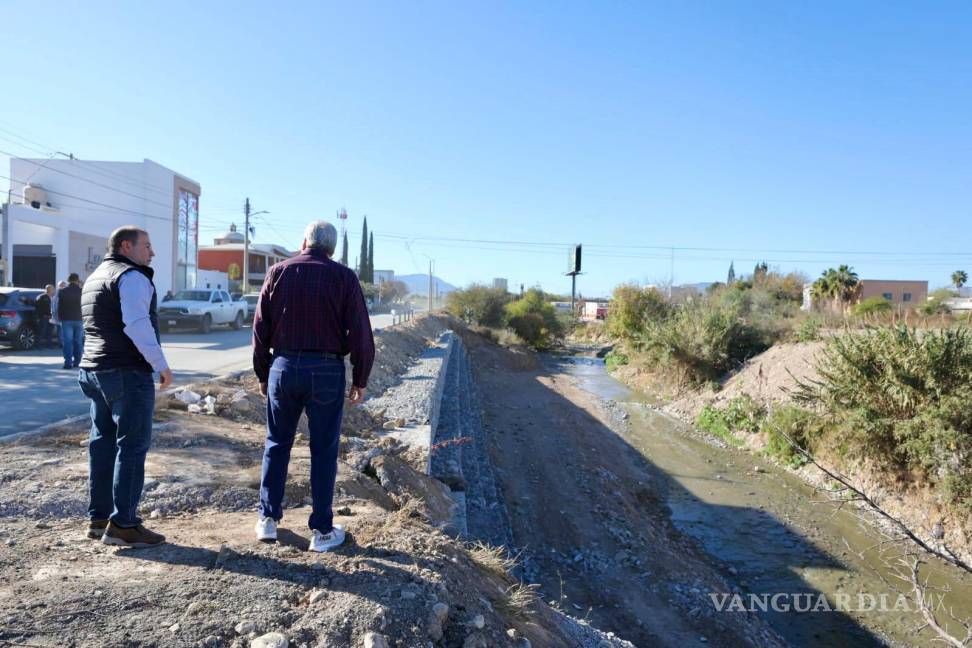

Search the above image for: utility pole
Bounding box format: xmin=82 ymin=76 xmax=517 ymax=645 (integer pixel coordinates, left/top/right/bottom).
xmin=668 ymin=247 xmax=674 ymax=299
xmin=428 ymin=259 xmax=433 ymax=312
xmin=243 ymin=198 xmax=250 ymax=294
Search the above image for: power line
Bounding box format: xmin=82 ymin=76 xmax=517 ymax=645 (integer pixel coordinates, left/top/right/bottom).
xmin=0 ymin=148 xmax=181 ymax=211
xmin=1 ymin=173 xmax=172 ymax=223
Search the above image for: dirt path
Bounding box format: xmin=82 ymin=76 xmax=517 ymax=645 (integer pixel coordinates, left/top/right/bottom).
xmin=462 ymin=331 xmax=783 ymax=648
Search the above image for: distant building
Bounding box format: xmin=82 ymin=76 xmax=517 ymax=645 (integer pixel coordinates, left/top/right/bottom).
xmin=802 ymin=279 xmax=929 ymax=311
xmin=856 ymin=280 xmax=928 ymax=309
xmin=492 ymin=277 xmax=508 ymax=292
xmin=1 ymin=157 xmax=200 ymax=296
xmin=581 ymin=301 xmax=609 ymax=321
xmin=197 ymin=224 xmax=291 ymax=293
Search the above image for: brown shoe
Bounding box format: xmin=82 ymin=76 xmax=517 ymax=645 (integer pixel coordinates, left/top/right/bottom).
xmin=101 ymin=522 xmax=165 ymax=548
xmin=87 ymin=519 xmax=109 ymax=539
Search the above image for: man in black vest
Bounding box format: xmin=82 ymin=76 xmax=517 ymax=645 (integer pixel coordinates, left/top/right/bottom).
xmin=57 ymin=273 xmax=84 ymax=368
xmin=78 ymin=226 xmax=173 ymax=547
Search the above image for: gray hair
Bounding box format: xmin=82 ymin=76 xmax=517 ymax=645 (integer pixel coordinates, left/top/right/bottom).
xmin=303 ymin=220 xmax=338 ymax=255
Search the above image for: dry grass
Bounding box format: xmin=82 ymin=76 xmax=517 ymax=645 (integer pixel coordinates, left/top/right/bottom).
xmin=466 ymin=540 xmax=518 ymax=577
xmin=497 ymin=582 xmax=540 ymax=619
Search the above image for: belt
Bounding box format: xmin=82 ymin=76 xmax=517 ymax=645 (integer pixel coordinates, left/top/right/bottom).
xmin=276 ymin=349 xmax=342 ymax=359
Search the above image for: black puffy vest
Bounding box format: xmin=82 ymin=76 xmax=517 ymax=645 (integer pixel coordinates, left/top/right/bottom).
xmin=79 ymin=254 xmax=160 ymax=372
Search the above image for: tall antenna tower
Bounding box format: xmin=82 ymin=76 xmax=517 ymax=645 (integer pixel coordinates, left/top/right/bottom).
xmin=337 ymin=207 xmax=348 ymax=237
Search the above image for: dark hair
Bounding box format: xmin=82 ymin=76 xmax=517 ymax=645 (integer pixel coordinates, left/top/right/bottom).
xmin=108 ymin=226 xmax=147 ymax=254
xmin=68 ymin=273 xmax=80 ymax=283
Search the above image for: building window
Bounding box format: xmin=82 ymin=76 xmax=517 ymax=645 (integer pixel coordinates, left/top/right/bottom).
xmin=903 ymin=293 xmax=912 ymax=302
xmin=177 ymin=190 xmax=199 ymax=289
xmin=882 ymin=293 xmax=893 ymax=301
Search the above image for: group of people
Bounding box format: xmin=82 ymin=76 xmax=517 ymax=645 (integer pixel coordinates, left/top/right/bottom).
xmin=34 ymin=274 xmax=85 ymax=369
xmin=77 ymin=221 xmax=374 ymax=551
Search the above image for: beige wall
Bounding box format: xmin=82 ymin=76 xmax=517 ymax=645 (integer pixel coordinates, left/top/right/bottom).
xmin=857 ymin=280 xmax=928 ymax=308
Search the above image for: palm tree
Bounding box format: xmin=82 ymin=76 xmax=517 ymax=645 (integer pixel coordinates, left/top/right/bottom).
xmin=952 ymin=270 xmax=968 ymax=290
xmin=811 ymin=265 xmax=858 ymax=313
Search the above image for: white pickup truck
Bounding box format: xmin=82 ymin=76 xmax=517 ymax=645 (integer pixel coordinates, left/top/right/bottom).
xmin=158 ymin=289 xmax=247 ymax=333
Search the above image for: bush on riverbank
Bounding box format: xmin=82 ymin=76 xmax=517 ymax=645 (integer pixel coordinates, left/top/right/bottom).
xmin=505 ymin=288 xmax=564 ymax=350
xmin=446 ymin=284 xmax=511 ymax=327
xmin=795 ymin=325 xmax=972 ymax=511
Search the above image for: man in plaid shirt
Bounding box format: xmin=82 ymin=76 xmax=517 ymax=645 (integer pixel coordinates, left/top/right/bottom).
xmin=252 ymin=220 xmax=375 ymax=552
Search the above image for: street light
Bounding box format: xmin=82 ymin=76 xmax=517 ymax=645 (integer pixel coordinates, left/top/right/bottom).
xmin=420 ymin=253 xmax=435 ymax=312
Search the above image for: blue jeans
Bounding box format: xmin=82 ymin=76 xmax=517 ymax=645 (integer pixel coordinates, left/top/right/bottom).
xmin=61 ymin=320 xmax=83 ymax=366
xmin=78 ymin=368 xmax=156 ymax=527
xmin=259 ymin=353 xmax=345 ymax=532
xmin=38 ymin=319 xmax=55 ymax=347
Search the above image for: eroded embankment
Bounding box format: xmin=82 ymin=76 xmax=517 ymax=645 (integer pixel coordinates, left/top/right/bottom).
xmin=0 ymin=315 xmax=634 ymax=648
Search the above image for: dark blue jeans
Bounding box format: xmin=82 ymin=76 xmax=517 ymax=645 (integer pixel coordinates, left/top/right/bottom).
xmin=259 ymin=353 xmax=345 ymax=533
xmin=61 ymin=320 xmax=83 ymax=366
xmin=38 ymin=319 xmax=55 ymax=347
xmin=78 ymin=368 xmax=156 ymax=527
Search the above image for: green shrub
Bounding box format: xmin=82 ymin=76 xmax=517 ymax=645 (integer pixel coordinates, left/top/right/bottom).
xmin=504 ymin=288 xmax=564 ymax=350
xmin=920 ymin=288 xmax=958 ymax=316
xmin=761 ymin=405 xmax=815 ymax=467
xmin=696 ymin=395 xmax=765 ymax=445
xmin=796 ymin=325 xmax=972 ymax=508
xmin=642 ymin=300 xmax=766 ymax=385
xmin=794 ymin=317 xmax=821 ymax=342
xmin=852 ymin=296 xmax=893 ymax=317
xmin=696 ymin=405 xmax=737 ymax=444
xmin=606 ymin=284 xmax=669 ymax=341
xmin=446 ymin=284 xmax=510 ymax=327
xmin=605 ymin=348 xmax=629 ymax=372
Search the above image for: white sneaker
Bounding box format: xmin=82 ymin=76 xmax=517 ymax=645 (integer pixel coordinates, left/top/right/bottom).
xmin=309 ymin=524 xmax=345 ymax=552
xmin=255 ymin=516 xmax=277 ymax=542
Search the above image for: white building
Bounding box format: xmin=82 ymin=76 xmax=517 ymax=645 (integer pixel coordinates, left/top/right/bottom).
xmin=1 ymin=158 xmax=201 ymax=297
xmin=492 ymin=277 xmax=508 ymax=292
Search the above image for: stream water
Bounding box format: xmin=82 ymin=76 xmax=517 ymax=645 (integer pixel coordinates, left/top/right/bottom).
xmin=553 ymin=354 xmax=972 ymax=648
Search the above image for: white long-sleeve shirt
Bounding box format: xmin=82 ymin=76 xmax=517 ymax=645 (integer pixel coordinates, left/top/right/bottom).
xmin=118 ymin=271 xmax=169 ymax=373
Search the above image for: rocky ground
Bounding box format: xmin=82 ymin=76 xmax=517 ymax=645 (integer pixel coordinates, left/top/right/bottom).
xmin=0 ymin=316 xmax=637 ymax=648
xmin=459 ymin=329 xmax=785 ymax=648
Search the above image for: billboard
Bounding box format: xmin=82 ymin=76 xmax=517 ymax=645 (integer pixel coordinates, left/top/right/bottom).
xmin=567 ymin=244 xmax=582 ymax=275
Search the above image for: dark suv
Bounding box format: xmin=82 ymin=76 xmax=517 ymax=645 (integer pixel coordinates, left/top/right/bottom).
xmin=0 ymin=287 xmax=44 ymax=350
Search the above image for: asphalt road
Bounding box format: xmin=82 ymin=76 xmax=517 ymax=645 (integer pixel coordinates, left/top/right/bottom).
xmin=0 ymin=313 xmax=397 ymax=437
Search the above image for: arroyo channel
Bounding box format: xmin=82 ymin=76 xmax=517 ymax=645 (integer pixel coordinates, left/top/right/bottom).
xmin=550 ymin=351 xmax=972 ymax=648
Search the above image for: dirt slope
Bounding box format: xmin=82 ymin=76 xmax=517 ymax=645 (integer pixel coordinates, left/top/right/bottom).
xmin=460 ymin=330 xmax=784 ymax=648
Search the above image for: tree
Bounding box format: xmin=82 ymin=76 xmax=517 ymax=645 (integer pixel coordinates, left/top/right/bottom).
xmin=379 ymin=280 xmax=408 ymax=304
xmin=727 ymin=261 xmax=736 ymax=285
xmin=358 ymin=217 xmax=369 ymax=279
xmin=952 ymin=270 xmax=968 ymax=290
xmin=367 ymin=232 xmax=374 ymax=284
xmin=753 ymin=261 xmax=769 ymax=285
xmin=227 ymin=263 xmax=241 ymax=281
xmin=340 ymin=231 xmax=348 ymax=266
xmin=811 ymin=265 xmax=859 ymax=313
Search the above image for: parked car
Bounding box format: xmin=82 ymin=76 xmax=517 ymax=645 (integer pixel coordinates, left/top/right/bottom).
xmin=158 ymin=289 xmax=246 ymax=333
xmin=0 ymin=287 xmax=44 ymax=350
xmin=241 ymin=293 xmax=260 ymax=323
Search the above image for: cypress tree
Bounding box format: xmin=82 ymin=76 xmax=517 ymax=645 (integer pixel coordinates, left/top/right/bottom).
xmin=727 ymin=261 xmax=736 ymax=285
xmin=340 ymin=231 xmax=348 ymax=266
xmin=358 ymin=217 xmax=369 ymax=279
xmin=367 ymin=232 xmax=374 ymax=283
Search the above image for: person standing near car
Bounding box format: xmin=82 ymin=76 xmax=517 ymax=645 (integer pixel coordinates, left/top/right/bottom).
xmin=252 ymin=220 xmax=374 ymax=552
xmin=35 ymin=285 xmax=56 ymax=348
xmin=78 ymin=226 xmax=173 ymax=547
xmin=57 ymin=274 xmax=84 ymax=369
xmin=51 ymin=280 xmax=67 ymax=346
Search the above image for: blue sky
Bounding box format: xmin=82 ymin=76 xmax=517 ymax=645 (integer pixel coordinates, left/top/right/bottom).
xmin=2 ymin=1 xmax=970 ymax=296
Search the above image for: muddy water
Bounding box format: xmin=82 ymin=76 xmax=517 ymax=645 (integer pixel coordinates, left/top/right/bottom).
xmin=555 ymin=355 xmax=972 ymax=648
